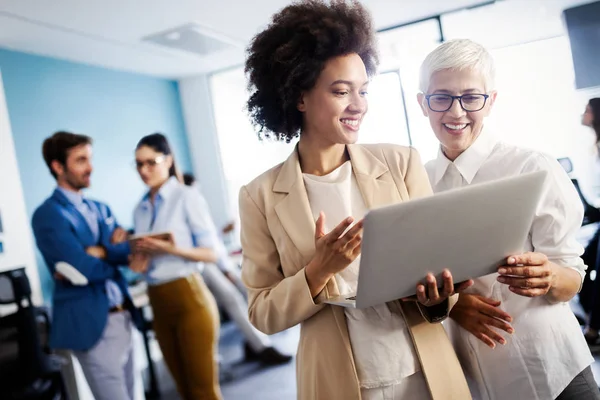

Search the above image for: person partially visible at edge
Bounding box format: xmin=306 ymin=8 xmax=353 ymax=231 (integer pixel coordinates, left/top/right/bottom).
xmin=239 ymin=1 xmax=474 ymax=399
xmin=583 ymin=98 xmax=600 ymax=155
xmin=418 ymin=39 xmax=598 ymax=400
xmin=581 ymin=98 xmax=600 ymax=347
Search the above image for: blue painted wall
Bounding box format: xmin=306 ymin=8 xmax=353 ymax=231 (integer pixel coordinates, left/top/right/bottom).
xmin=0 ymin=48 xmax=191 ymax=303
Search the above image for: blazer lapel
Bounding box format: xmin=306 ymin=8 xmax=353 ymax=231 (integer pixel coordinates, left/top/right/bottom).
xmin=272 ymin=149 xmax=354 ymax=366
xmin=273 ymin=148 xmax=316 ymax=266
xmin=273 ymin=145 xmax=406 ymax=267
xmin=272 ymin=145 xmax=418 ymax=379
xmin=86 ymin=200 xmax=110 ymax=244
xmin=51 ymin=189 xmax=95 ymax=243
xmin=347 ymin=145 xmax=404 ymax=208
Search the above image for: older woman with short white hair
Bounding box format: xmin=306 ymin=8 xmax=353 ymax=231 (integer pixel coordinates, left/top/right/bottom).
xmin=417 ymin=39 xmax=599 ymax=400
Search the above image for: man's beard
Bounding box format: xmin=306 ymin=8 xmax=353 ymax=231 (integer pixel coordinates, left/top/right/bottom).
xmin=65 ymin=172 xmax=90 ymax=190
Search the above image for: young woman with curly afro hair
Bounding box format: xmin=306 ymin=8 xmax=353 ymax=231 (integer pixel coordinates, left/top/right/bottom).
xmin=239 ymin=1 xmax=473 ymax=399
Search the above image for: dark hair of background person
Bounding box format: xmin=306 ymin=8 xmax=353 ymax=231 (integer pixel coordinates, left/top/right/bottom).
xmin=245 ymin=0 xmax=379 ymax=143
xmin=42 ymin=131 xmax=92 ymax=179
xmin=182 ymin=172 xmax=196 ymax=187
xmin=588 ymin=98 xmax=600 ymax=149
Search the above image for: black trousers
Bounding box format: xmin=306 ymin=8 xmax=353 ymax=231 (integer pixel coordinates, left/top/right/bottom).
xmin=582 ymin=227 xmax=600 ymax=329
xmin=556 ymin=366 xmax=600 ymax=400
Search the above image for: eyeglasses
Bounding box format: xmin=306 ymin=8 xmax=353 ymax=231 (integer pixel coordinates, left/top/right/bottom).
xmin=134 ymin=155 xmax=165 ymax=169
xmin=425 ymin=93 xmax=489 ymax=112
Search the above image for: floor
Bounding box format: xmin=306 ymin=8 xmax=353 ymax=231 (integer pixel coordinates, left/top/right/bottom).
xmin=142 ymin=321 xmax=300 ymax=400
xmin=589 ymin=349 xmax=600 ymax=384
xmin=141 ymin=302 xmax=600 ymax=400
xmin=571 ymin=297 xmax=600 ymax=384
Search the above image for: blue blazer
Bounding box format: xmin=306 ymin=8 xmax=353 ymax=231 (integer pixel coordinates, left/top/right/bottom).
xmin=31 ymin=189 xmax=142 ymax=351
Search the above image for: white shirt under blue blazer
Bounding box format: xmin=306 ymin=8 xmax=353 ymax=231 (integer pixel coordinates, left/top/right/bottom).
xmin=31 ymin=188 xmax=142 ymax=351
xmin=133 ymin=176 xmax=219 ymax=286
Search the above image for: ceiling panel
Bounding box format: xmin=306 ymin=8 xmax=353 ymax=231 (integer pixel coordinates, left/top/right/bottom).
xmin=0 ymin=0 xmax=497 ymax=78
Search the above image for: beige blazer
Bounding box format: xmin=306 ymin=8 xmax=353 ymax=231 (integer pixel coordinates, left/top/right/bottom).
xmin=239 ymin=143 xmax=470 ymax=400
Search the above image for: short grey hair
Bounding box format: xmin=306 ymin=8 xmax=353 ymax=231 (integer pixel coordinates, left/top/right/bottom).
xmin=419 ymin=39 xmax=496 ymax=93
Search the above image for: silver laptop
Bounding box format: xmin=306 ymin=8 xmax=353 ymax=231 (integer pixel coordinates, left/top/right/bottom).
xmin=324 ymin=170 xmax=547 ymax=309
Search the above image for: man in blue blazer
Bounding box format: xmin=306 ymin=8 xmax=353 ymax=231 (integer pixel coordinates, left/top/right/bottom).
xmin=32 ymin=131 xmax=142 ymax=400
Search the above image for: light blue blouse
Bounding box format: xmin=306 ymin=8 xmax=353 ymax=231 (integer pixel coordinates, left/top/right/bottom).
xmin=133 ymin=177 xmax=218 ymax=286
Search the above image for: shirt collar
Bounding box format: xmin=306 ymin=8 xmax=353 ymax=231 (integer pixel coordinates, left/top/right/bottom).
xmin=57 ymin=186 xmax=85 ymax=207
xmin=431 ymin=127 xmax=499 ymax=185
xmin=142 ymin=176 xmax=179 ymax=204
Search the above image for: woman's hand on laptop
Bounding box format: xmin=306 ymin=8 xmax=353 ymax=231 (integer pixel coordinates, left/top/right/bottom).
xmin=496 ymin=252 xmax=581 ymax=303
xmin=305 ymin=212 xmax=364 ymax=298
xmin=404 ymin=269 xmax=473 ymax=307
xmin=450 ymin=294 xmax=514 ymax=348
xmin=496 ymin=252 xmax=555 ymax=297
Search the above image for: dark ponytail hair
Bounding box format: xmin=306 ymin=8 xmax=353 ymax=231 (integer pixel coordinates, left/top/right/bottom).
xmin=136 ymin=133 xmax=181 ymax=181
xmin=589 ymin=98 xmax=600 ymax=148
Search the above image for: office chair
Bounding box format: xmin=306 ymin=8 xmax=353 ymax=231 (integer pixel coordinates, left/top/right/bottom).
xmin=0 ymin=267 xmax=67 ymax=400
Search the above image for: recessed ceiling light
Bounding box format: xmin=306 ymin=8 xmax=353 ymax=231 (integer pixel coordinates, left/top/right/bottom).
xmin=165 ymin=32 xmax=181 ymax=41
xmin=143 ymin=23 xmax=242 ymax=57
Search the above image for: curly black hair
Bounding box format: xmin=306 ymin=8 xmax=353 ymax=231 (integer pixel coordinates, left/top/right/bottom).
xmin=245 ymin=0 xmax=379 ymax=142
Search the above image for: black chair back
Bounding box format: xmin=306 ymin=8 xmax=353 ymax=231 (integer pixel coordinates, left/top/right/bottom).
xmin=0 ymin=268 xmax=62 ymax=398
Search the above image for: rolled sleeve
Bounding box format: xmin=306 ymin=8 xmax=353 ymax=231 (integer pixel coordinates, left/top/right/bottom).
xmin=569 ymin=266 xmax=586 ymax=293
xmin=522 ymin=154 xmax=587 ymax=280
xmin=191 ymin=231 xmax=215 ymax=248
xmin=184 ymin=188 xmax=219 ymax=249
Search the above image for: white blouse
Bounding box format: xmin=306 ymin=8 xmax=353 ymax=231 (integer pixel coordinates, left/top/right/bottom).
xmin=425 ymin=128 xmax=593 ymax=400
xmin=303 ymin=161 xmax=424 ymax=391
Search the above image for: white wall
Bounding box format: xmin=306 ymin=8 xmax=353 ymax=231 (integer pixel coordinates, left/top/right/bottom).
xmin=178 ymin=75 xmax=232 ymax=229
xmin=441 ymin=0 xmax=596 ymax=47
xmin=0 ymin=70 xmax=41 ymax=306
xmin=208 ymin=67 xmax=297 ymax=238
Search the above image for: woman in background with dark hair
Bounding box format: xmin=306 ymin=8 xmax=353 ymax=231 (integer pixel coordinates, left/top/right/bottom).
xmin=583 ymin=98 xmax=600 ymax=148
xmin=131 ymin=133 xmax=222 ymax=400
xmin=581 ymin=99 xmax=600 ymax=347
